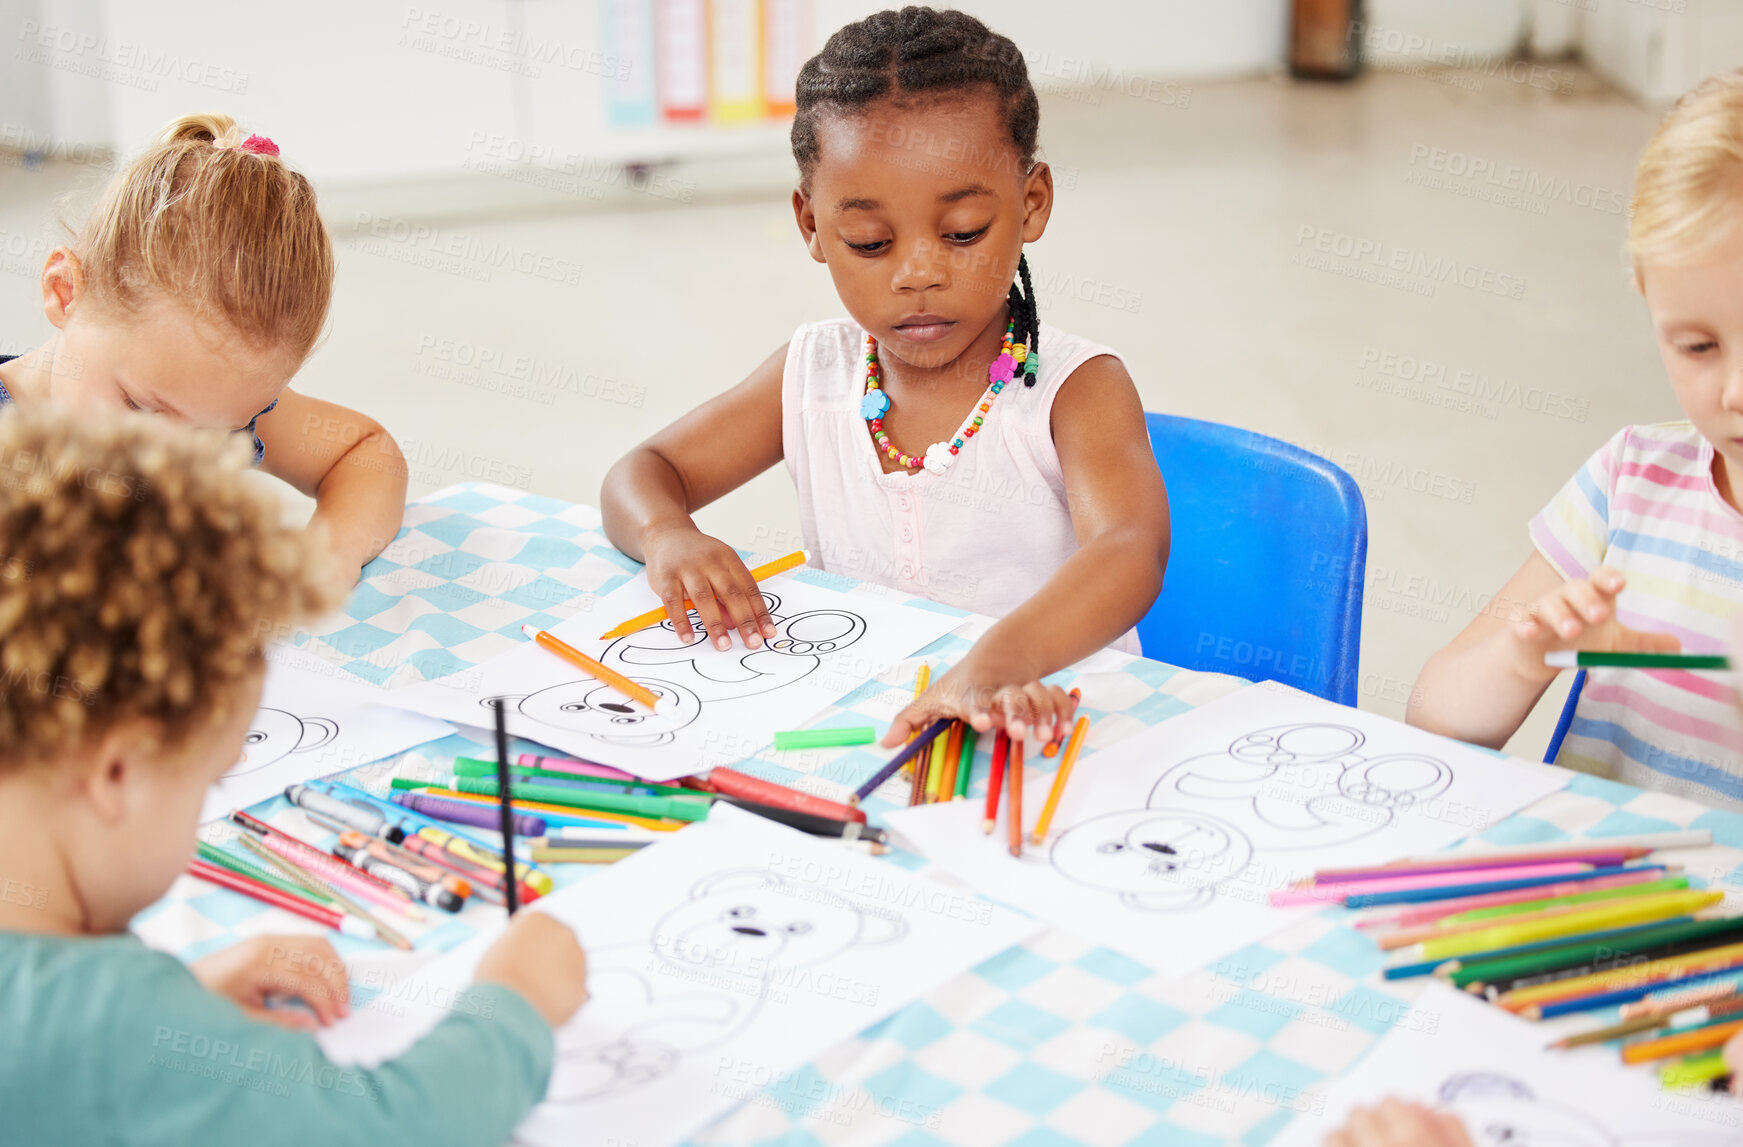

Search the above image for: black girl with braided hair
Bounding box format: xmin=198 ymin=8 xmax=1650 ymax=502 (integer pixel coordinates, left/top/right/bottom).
xmin=602 ymin=7 xmax=1169 ymax=748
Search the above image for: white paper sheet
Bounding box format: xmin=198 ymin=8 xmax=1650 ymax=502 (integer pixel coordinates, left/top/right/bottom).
xmin=886 ymin=687 xmax=1571 ymax=975
xmin=383 ymin=572 xmax=961 ymax=781
xmin=1272 ymin=983 xmax=1743 ymax=1146
xmin=201 ymin=648 xmax=454 ymax=823
xmin=319 ymin=803 xmax=1037 ymax=1147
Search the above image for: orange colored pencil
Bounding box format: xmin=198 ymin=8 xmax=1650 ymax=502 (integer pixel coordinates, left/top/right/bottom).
xmin=1008 ymin=739 xmax=1025 ymax=858
xmin=599 ymin=551 xmax=808 ymax=639
xmin=1032 ymin=715 xmax=1089 ymax=843
xmin=908 ymin=742 xmax=930 ymax=806
xmin=523 ymin=625 xmax=660 ymax=709
xmin=1620 ymin=1017 xmax=1743 ymax=1065
xmin=937 ymin=723 xmax=963 ymax=802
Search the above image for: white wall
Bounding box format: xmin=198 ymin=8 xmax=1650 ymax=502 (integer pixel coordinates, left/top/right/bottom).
xmin=1579 ymin=0 xmax=1743 ymax=106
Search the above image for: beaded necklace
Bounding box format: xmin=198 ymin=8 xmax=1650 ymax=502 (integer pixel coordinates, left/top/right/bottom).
xmin=860 ymin=318 xmax=1032 ymax=475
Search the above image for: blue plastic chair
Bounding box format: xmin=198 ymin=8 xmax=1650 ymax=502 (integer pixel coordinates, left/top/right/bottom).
xmin=1136 ymin=413 xmax=1368 ymax=706
xmin=1543 ymin=669 xmax=1586 ymax=763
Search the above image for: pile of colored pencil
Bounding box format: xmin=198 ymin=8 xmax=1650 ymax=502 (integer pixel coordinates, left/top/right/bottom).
xmin=1292 ymin=830 xmax=1743 ymax=1089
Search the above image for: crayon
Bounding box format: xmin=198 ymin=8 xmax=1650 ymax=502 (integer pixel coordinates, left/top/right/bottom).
xmin=394 ymin=791 xmax=547 ymax=837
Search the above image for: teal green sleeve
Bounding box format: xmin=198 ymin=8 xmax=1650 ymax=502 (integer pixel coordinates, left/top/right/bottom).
xmin=0 ymin=935 xmax=554 ymax=1147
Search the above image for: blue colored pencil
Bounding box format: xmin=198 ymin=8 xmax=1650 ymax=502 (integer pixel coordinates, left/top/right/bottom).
xmin=1530 ymin=967 xmax=1743 ymax=1020
xmin=1345 ymin=864 xmax=1665 ymax=909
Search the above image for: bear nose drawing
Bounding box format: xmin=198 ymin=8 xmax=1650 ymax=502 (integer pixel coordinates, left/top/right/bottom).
xmin=731 ymin=926 xmax=767 ymax=937
xmin=1141 ymin=842 xmax=1178 ymax=855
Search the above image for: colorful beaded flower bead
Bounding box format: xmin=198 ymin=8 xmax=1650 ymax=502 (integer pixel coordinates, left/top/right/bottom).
xmin=863 ymin=319 xmax=1023 ymax=474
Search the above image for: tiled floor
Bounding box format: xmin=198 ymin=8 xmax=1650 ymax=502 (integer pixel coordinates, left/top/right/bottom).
xmin=0 ymin=61 xmax=1674 ymax=757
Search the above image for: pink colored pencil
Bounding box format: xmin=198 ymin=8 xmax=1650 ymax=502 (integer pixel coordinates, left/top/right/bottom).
xmin=1307 ymin=851 xmax=1633 ymax=885
xmin=1353 ymin=870 xmax=1668 ymax=931
xmin=517 ymin=753 xmax=640 ymax=782
xmin=1269 ymin=861 xmax=1595 ymax=908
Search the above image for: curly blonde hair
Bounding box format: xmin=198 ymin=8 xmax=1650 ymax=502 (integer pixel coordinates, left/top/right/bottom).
xmin=73 ymin=112 xmax=333 ymax=359
xmin=0 ymin=405 xmax=340 ymax=767
xmin=1631 ymin=70 xmax=1743 ymax=267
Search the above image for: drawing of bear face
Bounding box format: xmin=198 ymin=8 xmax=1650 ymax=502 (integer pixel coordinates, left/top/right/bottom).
xmin=223 ymin=708 xmax=338 ymax=779
xmin=1437 ymin=1073 xmax=1616 ymax=1147
xmin=493 ymin=679 xmax=703 ymax=746
xmin=1050 ymin=809 xmax=1254 ymax=910
xmin=648 ymin=868 xmax=906 ymax=982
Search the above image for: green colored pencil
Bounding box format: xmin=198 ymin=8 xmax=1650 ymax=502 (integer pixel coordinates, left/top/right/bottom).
xmin=196 ymin=841 xmax=334 ymax=906
xmin=456 ymin=777 xmax=711 ymax=822
xmin=1445 ymin=877 xmax=1689 ymax=924
xmin=1661 ymin=1049 xmax=1729 ymax=1088
xmin=452 ymin=757 xmax=693 ymax=796
xmin=954 ymin=728 xmax=979 ymax=799
xmin=1545 ymin=651 xmax=1730 ymax=670
xmin=1449 ymin=916 xmax=1743 ymax=990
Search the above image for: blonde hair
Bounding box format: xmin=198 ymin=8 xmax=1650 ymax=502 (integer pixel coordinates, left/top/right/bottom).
xmin=0 ymin=405 xmax=340 ymax=769
xmin=73 ymin=112 xmax=333 ymax=359
xmin=1631 ymin=70 xmax=1743 ymax=267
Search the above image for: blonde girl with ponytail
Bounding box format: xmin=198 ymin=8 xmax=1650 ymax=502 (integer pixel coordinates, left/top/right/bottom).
xmin=0 ymin=113 xmax=407 ymax=589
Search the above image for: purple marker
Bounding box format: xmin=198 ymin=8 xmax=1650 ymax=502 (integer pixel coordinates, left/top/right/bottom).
xmin=394 ymin=791 xmax=547 ymax=837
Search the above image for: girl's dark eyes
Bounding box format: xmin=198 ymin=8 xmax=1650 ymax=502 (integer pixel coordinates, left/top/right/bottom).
xmin=945 ymin=227 xmax=989 ymax=244
xmin=121 ymin=393 xmax=143 ymax=412
xmin=844 ymin=239 xmax=889 ymax=254
xmin=1679 ymin=340 xmax=1719 ymax=356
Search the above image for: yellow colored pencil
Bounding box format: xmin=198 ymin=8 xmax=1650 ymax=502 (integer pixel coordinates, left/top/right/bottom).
xmin=1033 ymin=715 xmax=1090 ymax=843
xmin=523 ymin=625 xmax=660 ymax=709
xmin=599 ymin=551 xmax=808 ymax=639
xmin=1417 ymin=890 xmax=1723 ymax=962
xmin=1498 ymin=941 xmax=1743 ymax=1011
xmin=901 ymin=663 xmax=932 ymax=774
xmin=926 ymin=722 xmax=955 ymax=802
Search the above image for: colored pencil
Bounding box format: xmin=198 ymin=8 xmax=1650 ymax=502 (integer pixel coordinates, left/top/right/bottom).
xmin=1452 ymin=916 xmax=1743 ymax=991
xmin=529 ymin=844 xmax=648 ymax=863
xmin=1276 ymin=862 xmax=1599 ymax=908
xmin=1545 ymin=650 xmax=1730 ymax=670
xmin=1033 ymin=715 xmax=1090 ymax=844
xmin=983 ymin=731 xmax=1008 ymax=834
xmin=1041 ymin=689 xmax=1082 ymax=758
xmin=1660 ymin=1050 xmax=1731 ymax=1088
xmin=927 ymin=722 xmax=956 ymax=802
xmin=1486 ymin=929 xmax=1743 ymax=999
xmin=187 ymin=858 xmax=374 ymax=939
xmin=851 ymin=717 xmax=951 ymax=802
xmin=1008 ymin=738 xmax=1024 ymax=858
xmin=1323 ymin=830 xmax=1713 ymax=879
xmin=1346 ymin=864 xmax=1668 ymax=910
xmin=1555 ymin=999 xmax=1743 ymax=1049
xmin=1528 ymin=966 xmax=1743 ymax=1020
xmin=1322 ymin=853 xmax=1636 ymax=888
xmin=1417 ymin=889 xmax=1720 ymax=961
xmin=905 ymin=664 xmax=931 ymax=757
xmin=1392 ymin=918 xmax=1703 ymax=981
xmin=231 ymin=811 xmax=423 ymax=918
xmin=195 ymin=841 xmax=334 ymax=905
xmin=237 ymin=834 xmax=413 ymax=950
xmin=598 ymin=550 xmax=808 ymax=639
xmin=457 ymin=777 xmax=710 ymax=822
xmin=1359 ymin=870 xmax=1669 ymax=930
xmin=955 ymin=727 xmax=979 ymax=800
xmin=522 ymin=625 xmax=661 ymax=708
xmin=1441 ymin=876 xmax=1692 ymax=925
xmin=1378 ymin=880 xmax=1693 ymax=952
xmin=1500 ymin=943 xmax=1743 ymax=1012
xmin=1624 ymin=982 xmax=1742 ymax=1019
xmin=935 ymin=722 xmax=962 ymax=802
xmin=1621 ymin=1017 xmax=1743 ymax=1064
xmin=908 ymin=740 xmax=929 ymax=806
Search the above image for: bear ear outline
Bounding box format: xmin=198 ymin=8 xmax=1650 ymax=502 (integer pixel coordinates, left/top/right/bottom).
xmin=480 ymin=694 xmax=528 ymax=712
xmin=689 ymin=868 xmax=782 ymax=900
xmin=1437 ymin=1071 xmax=1534 ymax=1105
xmin=293 ymin=717 xmax=340 ymax=753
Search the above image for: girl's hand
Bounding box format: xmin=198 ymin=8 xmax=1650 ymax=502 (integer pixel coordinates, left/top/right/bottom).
xmin=881 ymin=650 xmax=1080 ymax=747
xmin=640 ymin=525 xmax=779 ymax=652
xmin=1508 ymin=565 xmax=1680 ymax=680
xmin=475 ymin=911 xmax=589 ymax=1031
xmin=1325 ymin=1099 xmax=1473 ymax=1147
xmin=190 ymin=935 xmax=352 ymax=1029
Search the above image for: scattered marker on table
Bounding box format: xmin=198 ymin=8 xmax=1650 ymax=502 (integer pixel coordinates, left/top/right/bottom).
xmin=522 ymin=624 xmax=661 ymax=709
xmin=1544 ymin=651 xmax=1731 ymax=671
xmin=773 ymin=726 xmax=877 ymax=750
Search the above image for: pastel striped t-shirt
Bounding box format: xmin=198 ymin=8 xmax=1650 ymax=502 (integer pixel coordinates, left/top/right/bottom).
xmin=1529 ymin=421 xmax=1743 ymax=809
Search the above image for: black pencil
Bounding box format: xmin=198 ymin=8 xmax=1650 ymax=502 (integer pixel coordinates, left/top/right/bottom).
xmin=493 ymin=699 xmax=518 ymax=916
xmin=718 ymin=796 xmax=890 ymax=848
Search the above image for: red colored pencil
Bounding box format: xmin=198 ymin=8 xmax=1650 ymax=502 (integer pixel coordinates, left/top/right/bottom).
xmin=983 ymin=731 xmax=1009 ymax=834
xmin=187 ymin=858 xmax=373 ymax=939
xmin=1008 ymin=739 xmax=1025 ymax=858
xmin=708 ymin=767 xmax=866 ymax=824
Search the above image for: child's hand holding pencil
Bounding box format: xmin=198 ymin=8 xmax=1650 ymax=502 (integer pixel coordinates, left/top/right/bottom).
xmin=635 ymin=528 xmax=782 ymax=652
xmin=1511 ymin=564 xmax=1681 ymax=680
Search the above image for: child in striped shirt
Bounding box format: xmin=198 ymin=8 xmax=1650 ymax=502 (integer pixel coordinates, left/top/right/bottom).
xmin=1410 ymin=71 xmax=1743 ymax=809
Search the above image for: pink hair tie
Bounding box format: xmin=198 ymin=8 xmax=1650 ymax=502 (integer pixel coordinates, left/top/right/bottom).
xmin=238 ymin=134 xmax=279 ymax=157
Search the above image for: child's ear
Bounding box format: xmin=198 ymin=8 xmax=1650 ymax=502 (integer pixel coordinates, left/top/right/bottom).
xmin=792 ymin=189 xmax=827 ymax=264
xmin=40 ymin=247 xmax=85 ymax=329
xmin=1020 ymin=162 xmax=1055 ymax=244
xmin=80 ymin=724 xmax=147 ymax=826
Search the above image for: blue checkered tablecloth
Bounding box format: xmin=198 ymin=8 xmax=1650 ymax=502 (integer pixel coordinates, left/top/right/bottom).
xmin=131 ymin=482 xmax=1743 ymax=1147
